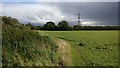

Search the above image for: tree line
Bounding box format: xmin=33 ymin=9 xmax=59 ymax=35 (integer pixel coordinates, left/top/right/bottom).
xmin=2 ymin=16 xmax=119 ymax=30
xmin=26 ymin=21 xmax=120 ymax=30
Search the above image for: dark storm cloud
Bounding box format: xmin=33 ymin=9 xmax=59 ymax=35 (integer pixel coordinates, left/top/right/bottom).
xmin=53 ymin=2 xmax=118 ymax=25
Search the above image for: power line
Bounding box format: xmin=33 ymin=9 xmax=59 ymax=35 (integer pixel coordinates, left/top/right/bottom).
xmin=78 ymin=13 xmax=81 ymax=26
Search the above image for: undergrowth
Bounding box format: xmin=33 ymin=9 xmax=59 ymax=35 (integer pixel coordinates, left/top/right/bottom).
xmin=2 ymin=16 xmax=63 ymax=66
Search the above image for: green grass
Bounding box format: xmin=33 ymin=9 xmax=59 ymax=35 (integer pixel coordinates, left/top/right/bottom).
xmin=2 ymin=26 xmax=60 ymax=66
xmin=38 ymin=30 xmax=118 ymax=66
xmin=2 ymin=16 xmax=64 ymax=66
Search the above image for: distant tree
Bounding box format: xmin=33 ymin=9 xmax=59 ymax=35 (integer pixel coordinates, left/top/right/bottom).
xmin=26 ymin=23 xmax=39 ymax=30
xmin=26 ymin=23 xmax=32 ymax=27
xmin=73 ymin=25 xmax=81 ymax=30
xmin=35 ymin=26 xmax=44 ymax=30
xmin=25 ymin=23 xmax=33 ymax=29
xmin=44 ymin=21 xmax=56 ymax=30
xmin=58 ymin=20 xmax=70 ymax=30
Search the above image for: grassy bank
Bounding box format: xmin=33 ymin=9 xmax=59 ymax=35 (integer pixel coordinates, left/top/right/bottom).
xmin=2 ymin=16 xmax=66 ymax=66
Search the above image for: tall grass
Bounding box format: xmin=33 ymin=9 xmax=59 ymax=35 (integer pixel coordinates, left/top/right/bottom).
xmin=2 ymin=16 xmax=63 ymax=66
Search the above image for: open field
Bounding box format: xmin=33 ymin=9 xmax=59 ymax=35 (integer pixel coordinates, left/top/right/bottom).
xmin=38 ymin=30 xmax=118 ymax=66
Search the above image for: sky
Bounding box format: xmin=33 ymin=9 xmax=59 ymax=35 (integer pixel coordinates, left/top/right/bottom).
xmin=1 ymin=1 xmax=119 ymax=26
xmin=1 ymin=0 xmax=120 ymax=2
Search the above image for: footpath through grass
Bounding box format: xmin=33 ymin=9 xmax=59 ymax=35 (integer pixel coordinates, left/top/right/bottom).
xmin=38 ymin=30 xmax=118 ymax=66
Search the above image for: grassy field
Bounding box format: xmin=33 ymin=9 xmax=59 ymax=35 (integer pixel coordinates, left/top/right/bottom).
xmin=38 ymin=30 xmax=118 ymax=66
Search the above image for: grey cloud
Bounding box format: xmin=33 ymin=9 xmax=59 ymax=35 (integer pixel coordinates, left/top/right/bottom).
xmin=53 ymin=2 xmax=118 ymax=25
xmin=2 ymin=2 xmax=118 ymax=26
xmin=2 ymin=0 xmax=119 ymax=2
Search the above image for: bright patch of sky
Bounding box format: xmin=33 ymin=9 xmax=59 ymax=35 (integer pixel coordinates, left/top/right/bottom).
xmin=2 ymin=3 xmax=72 ymax=25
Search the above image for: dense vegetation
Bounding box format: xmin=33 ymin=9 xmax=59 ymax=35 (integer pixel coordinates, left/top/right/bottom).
xmin=39 ymin=31 xmax=119 ymax=66
xmin=2 ymin=16 xmax=64 ymax=66
xmin=27 ymin=21 xmax=120 ymax=31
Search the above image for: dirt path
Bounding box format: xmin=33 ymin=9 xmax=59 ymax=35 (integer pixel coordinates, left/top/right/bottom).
xmin=55 ymin=39 xmax=72 ymax=66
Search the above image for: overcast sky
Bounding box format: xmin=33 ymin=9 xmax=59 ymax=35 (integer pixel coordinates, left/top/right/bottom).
xmin=2 ymin=0 xmax=120 ymax=2
xmin=1 ymin=2 xmax=118 ymax=26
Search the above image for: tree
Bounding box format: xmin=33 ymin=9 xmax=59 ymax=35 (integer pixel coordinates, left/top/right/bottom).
xmin=73 ymin=25 xmax=81 ymax=30
xmin=58 ymin=20 xmax=70 ymax=30
xmin=44 ymin=21 xmax=56 ymax=30
xmin=26 ymin=23 xmax=34 ymax=29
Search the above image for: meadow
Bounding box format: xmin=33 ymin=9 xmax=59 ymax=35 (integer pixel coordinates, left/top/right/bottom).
xmin=38 ymin=30 xmax=118 ymax=66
